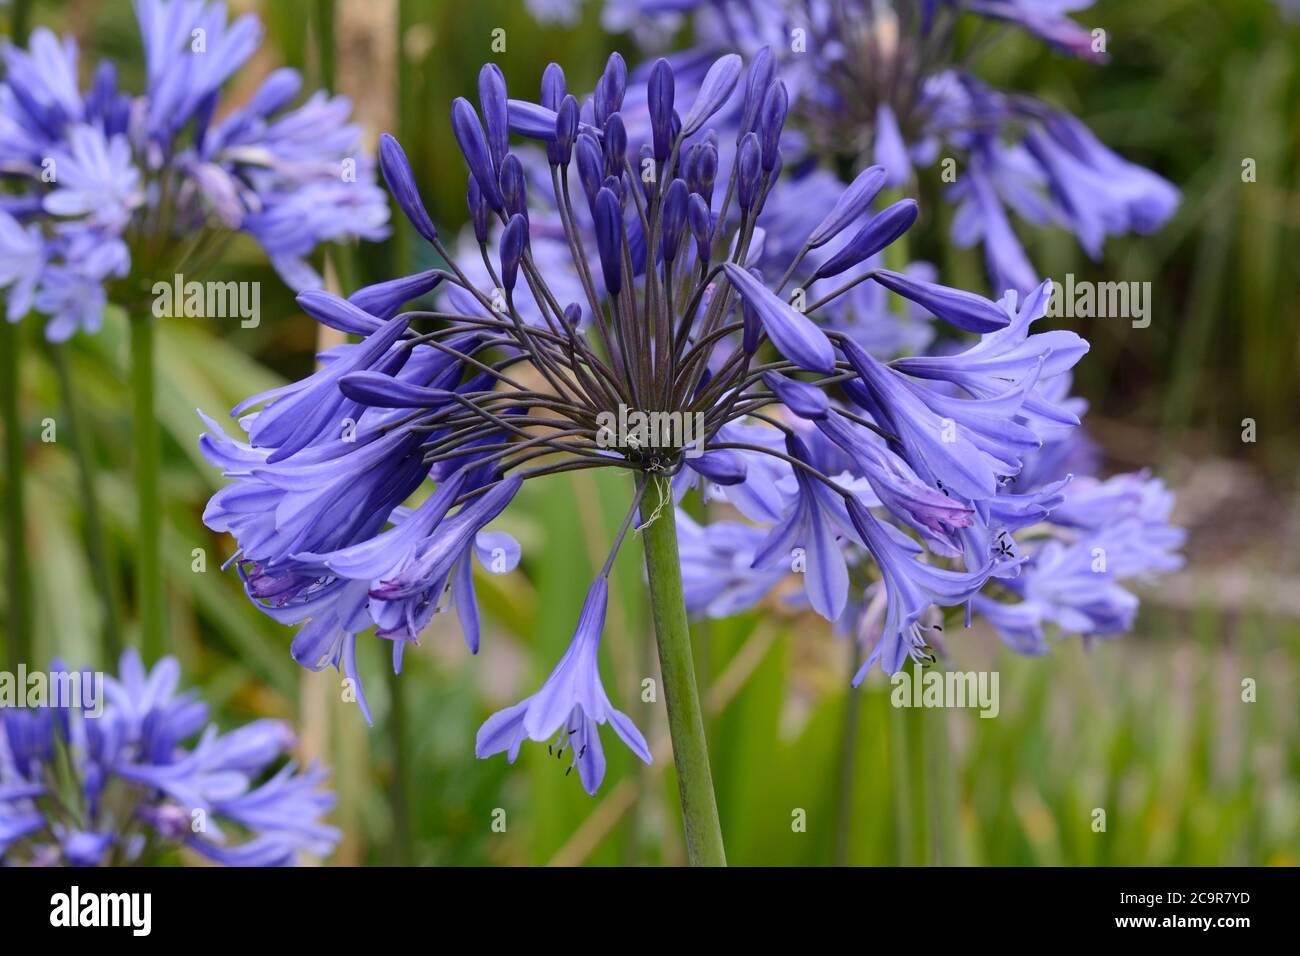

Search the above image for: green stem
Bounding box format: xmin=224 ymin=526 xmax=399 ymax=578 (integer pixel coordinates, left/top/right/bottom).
xmin=903 ymin=659 xmax=932 ymax=865
xmin=832 ymin=636 xmax=864 ymax=865
xmin=11 ymin=0 xmax=31 ymax=41
xmin=130 ymin=315 xmax=163 ymax=662
xmin=930 ymin=706 xmax=961 ymax=865
xmin=386 ymin=663 xmax=413 ymax=865
xmin=888 ymin=683 xmax=913 ymax=863
xmin=2 ymin=319 xmax=32 ymax=667
xmin=640 ymin=477 xmax=726 ymax=866
xmin=47 ymin=342 xmax=123 ymax=664
xmin=313 ymin=0 xmax=336 ymax=91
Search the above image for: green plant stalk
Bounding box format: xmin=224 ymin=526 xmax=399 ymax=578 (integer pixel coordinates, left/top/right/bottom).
xmin=904 ymin=659 xmax=932 ymax=865
xmin=48 ymin=342 xmax=123 ymax=663
xmin=832 ymin=636 xmax=864 ymax=865
xmin=930 ymin=705 xmax=962 ymax=865
xmin=313 ymin=0 xmax=337 ymax=91
xmin=888 ymin=691 xmax=912 ymax=862
xmin=2 ymin=319 xmax=32 ymax=667
xmin=641 ymin=478 xmax=726 ymax=866
xmin=130 ymin=315 xmax=163 ymax=662
xmin=12 ymin=0 xmax=31 ymax=42
xmin=386 ymin=662 xmax=413 ymax=865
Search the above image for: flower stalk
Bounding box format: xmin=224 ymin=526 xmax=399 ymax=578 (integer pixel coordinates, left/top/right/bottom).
xmin=641 ymin=477 xmax=726 ymax=866
xmin=47 ymin=341 xmax=123 ymax=662
xmin=130 ymin=314 xmax=163 ymax=661
xmin=2 ymin=319 xmax=32 ymax=667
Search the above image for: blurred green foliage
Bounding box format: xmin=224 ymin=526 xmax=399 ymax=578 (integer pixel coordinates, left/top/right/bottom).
xmin=1 ymin=0 xmax=1297 ymax=865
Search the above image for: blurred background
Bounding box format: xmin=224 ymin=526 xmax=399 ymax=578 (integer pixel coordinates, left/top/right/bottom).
xmin=2 ymin=0 xmax=1297 ymax=865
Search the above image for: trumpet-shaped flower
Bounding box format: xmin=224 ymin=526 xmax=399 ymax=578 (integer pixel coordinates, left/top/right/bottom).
xmin=476 ymin=578 xmax=652 ymax=794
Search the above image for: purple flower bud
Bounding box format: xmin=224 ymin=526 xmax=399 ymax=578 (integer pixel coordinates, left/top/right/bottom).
xmin=478 ymin=64 xmax=509 ymax=173
xmin=758 ymin=81 xmax=787 ymax=172
xmin=467 ymin=175 xmax=490 ymax=244
xmin=575 ymin=133 xmax=604 ymax=209
xmin=648 ymin=58 xmax=676 ymax=163
xmin=542 ymin=97 xmax=575 ymax=168
xmin=681 ymin=54 xmax=743 ymax=137
xmin=593 ymin=74 xmax=612 ymax=129
xmin=602 ymin=174 xmax=625 ymax=206
xmin=681 ymin=145 xmax=698 ymax=192
xmin=499 ymin=214 xmax=528 ymax=293
xmin=738 ymin=46 xmax=774 ymax=138
xmin=871 ymin=269 xmax=1011 ymax=333
xmin=541 ymin=63 xmax=566 ymax=111
xmin=337 ymin=372 xmax=457 ymax=409
xmin=297 ymin=289 xmax=404 ymax=340
xmin=499 ymin=153 xmax=528 ymax=222
xmin=690 ymin=448 xmax=748 ymax=485
xmin=593 ymin=187 xmax=624 ymax=296
xmin=349 ymin=270 xmax=444 ymax=320
xmin=688 ymin=193 xmax=712 ymax=262
xmin=602 ymin=52 xmax=627 ymax=116
xmin=603 ymin=112 xmax=628 ymax=176
xmin=689 ymin=142 xmax=718 ymax=206
xmin=723 ymin=264 xmax=836 ymax=373
xmin=452 ymin=97 xmax=504 ymax=211
xmin=562 ymin=303 xmax=583 ymax=328
xmin=812 ymin=198 xmax=918 ymax=280
xmin=507 ymin=99 xmax=567 ymax=140
xmin=737 ymin=132 xmax=762 ymax=210
xmin=807 ymin=165 xmax=888 ymax=248
xmin=378 ymin=134 xmax=438 ymax=244
xmin=762 ymin=371 xmax=829 ymax=420
xmin=661 ymin=178 xmax=689 ymax=262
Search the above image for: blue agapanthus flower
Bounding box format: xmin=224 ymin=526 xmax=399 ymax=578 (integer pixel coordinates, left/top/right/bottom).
xmin=554 ymin=0 xmax=1180 ymax=297
xmin=201 ymin=49 xmax=1178 ymax=796
xmin=0 ymin=0 xmax=389 ymax=340
xmin=0 ymin=651 xmax=338 ymax=866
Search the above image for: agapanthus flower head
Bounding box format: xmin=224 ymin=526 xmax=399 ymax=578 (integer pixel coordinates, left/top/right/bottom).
xmin=203 ymin=48 xmax=1178 ymax=796
xmin=200 ymin=46 xmax=1118 ymax=790
xmin=0 ymin=0 xmax=389 ymax=339
xmin=0 ymin=651 xmax=338 ymax=866
xmin=574 ymin=0 xmax=1179 ymax=297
